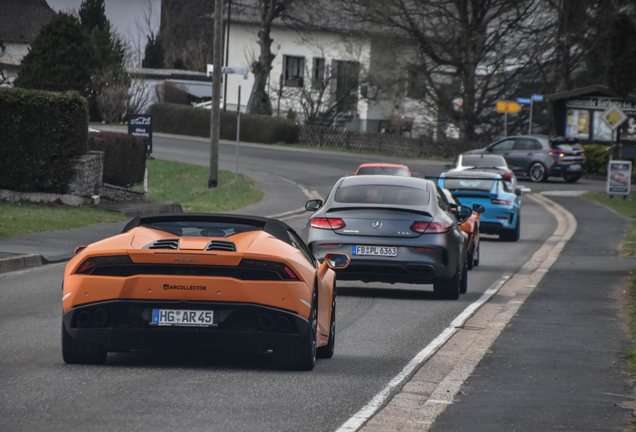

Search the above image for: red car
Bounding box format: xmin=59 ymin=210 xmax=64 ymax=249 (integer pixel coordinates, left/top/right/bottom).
xmin=355 ymin=163 xmax=412 ymax=177
xmin=610 ymin=172 xmax=629 ymax=186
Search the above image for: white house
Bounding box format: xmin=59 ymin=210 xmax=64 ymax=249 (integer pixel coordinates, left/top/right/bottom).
xmin=222 ymin=3 xmax=424 ymax=135
xmin=0 ymin=0 xmax=55 ymax=86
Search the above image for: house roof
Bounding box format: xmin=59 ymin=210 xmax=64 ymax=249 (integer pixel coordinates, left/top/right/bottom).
xmin=546 ymin=84 xmax=636 ymax=103
xmin=0 ymin=0 xmax=55 ymax=44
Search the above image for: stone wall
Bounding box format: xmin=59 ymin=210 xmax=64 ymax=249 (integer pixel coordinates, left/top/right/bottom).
xmin=0 ymin=151 xmax=147 ymax=206
xmin=67 ymin=151 xmax=103 ymax=197
xmin=102 ymin=183 xmax=147 ymax=203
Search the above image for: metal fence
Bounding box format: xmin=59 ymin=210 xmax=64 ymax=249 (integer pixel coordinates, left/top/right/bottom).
xmin=299 ymin=125 xmax=485 ymax=159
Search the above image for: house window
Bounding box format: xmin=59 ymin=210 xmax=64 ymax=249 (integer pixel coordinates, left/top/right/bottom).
xmin=312 ymin=57 xmax=325 ymax=89
xmin=283 ymin=55 xmax=304 ymax=87
xmin=407 ymin=69 xmax=426 ymax=99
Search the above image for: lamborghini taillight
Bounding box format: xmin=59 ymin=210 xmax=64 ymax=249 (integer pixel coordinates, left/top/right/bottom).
xmin=238 ymin=259 xmax=299 ymax=280
xmin=76 ymin=255 xmax=133 ymax=274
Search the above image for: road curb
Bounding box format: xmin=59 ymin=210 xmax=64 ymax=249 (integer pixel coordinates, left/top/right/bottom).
xmin=350 ymin=194 xmax=577 ymax=432
xmin=0 ymin=254 xmax=43 ymax=275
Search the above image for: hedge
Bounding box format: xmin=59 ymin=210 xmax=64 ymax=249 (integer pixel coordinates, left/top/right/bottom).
xmin=88 ymin=132 xmax=147 ymax=187
xmin=0 ymin=88 xmax=88 ymax=193
xmin=581 ymin=143 xmax=611 ymax=174
xmin=147 ymin=103 xmax=299 ymax=144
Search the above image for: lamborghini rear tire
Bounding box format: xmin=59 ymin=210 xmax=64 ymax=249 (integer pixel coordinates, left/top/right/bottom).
xmin=61 ymin=323 xmax=107 ymax=365
xmin=317 ymin=290 xmax=336 ymax=359
xmin=274 ymin=290 xmax=317 ymax=370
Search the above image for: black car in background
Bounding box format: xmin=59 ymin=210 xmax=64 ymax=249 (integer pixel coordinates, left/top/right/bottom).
xmin=467 ymin=135 xmax=586 ymax=183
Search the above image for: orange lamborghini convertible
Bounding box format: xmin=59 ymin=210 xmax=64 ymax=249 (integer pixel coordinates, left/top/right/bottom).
xmin=61 ymin=214 xmax=349 ymax=370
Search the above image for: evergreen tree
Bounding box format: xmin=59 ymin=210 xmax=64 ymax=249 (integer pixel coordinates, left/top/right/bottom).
xmin=142 ymin=34 xmax=164 ymax=69
xmin=14 ymin=13 xmax=95 ymax=95
xmin=606 ymin=14 xmax=636 ymax=96
xmin=79 ymin=0 xmax=124 ymax=68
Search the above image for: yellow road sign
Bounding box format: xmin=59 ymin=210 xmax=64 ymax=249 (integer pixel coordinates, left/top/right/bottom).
xmin=496 ymin=101 xmax=521 ymax=113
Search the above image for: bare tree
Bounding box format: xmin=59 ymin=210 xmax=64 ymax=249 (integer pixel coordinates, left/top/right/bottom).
xmin=126 ymin=0 xmax=161 ymax=68
xmin=237 ymin=0 xmax=295 ymax=114
xmin=321 ymin=0 xmax=546 ymax=141
xmin=159 ymin=0 xmax=215 ymax=70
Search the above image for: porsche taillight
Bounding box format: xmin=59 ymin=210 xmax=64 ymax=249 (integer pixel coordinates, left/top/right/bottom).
xmin=502 ymin=172 xmax=513 ymax=180
xmin=76 ymin=255 xmax=133 ymax=274
xmin=491 ymin=199 xmax=513 ymax=205
xmin=310 ymin=217 xmax=346 ymax=230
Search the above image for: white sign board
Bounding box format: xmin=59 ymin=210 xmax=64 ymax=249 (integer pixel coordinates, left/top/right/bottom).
xmin=601 ymin=105 xmax=629 ymax=131
xmin=207 ymin=64 xmax=249 ymax=79
xmin=607 ymin=160 xmax=632 ymax=195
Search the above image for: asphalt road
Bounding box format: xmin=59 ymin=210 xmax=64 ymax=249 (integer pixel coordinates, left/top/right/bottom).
xmin=0 ymin=131 xmax=617 ymax=431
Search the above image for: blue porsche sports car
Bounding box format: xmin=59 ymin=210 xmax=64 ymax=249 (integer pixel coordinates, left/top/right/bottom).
xmin=438 ymin=171 xmax=523 ymax=242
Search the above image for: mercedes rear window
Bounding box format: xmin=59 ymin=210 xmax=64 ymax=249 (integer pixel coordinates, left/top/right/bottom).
xmin=147 ymin=221 xmax=261 ymax=237
xmin=356 ymin=167 xmax=410 ymax=176
xmin=335 ymin=185 xmax=429 ymax=206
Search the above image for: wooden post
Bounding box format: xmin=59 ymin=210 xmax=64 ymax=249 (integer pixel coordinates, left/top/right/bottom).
xmin=208 ymin=0 xmax=224 ymax=188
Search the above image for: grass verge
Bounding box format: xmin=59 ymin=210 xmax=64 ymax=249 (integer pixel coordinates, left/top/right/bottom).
xmin=147 ymin=159 xmax=263 ymax=212
xmin=0 ymin=160 xmax=263 ymax=238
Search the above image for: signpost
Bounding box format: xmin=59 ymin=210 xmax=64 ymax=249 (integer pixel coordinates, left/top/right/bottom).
xmin=128 ymin=114 xmax=153 ymax=158
xmin=529 ymin=94 xmax=543 ymax=134
xmin=235 ymin=86 xmax=241 ymax=180
xmin=496 ymin=101 xmax=521 ymax=136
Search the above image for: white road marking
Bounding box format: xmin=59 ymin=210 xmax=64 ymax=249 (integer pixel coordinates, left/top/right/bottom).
xmin=334 ymin=274 xmax=512 ymax=432
xmin=267 ymin=176 xmax=323 ymax=220
xmin=541 ymin=190 xmax=589 ymax=196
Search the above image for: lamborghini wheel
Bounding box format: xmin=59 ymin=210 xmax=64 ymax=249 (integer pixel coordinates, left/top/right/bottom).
xmin=61 ymin=323 xmax=107 ymax=365
xmin=467 ymin=244 xmax=475 ymax=270
xmin=473 ymin=242 xmax=480 ymax=267
xmin=274 ymin=290 xmax=317 ymax=370
xmin=317 ymin=289 xmax=336 ymax=359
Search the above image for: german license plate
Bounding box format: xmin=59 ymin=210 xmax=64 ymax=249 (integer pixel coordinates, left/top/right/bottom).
xmin=352 ymin=245 xmax=398 ymax=256
xmin=569 ymin=164 xmax=581 ymax=171
xmin=151 ymin=309 xmax=216 ymax=327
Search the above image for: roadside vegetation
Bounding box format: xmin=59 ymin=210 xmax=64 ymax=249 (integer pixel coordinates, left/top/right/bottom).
xmin=146 ymin=159 xmax=263 ymax=212
xmin=0 ymin=160 xmax=263 ymax=238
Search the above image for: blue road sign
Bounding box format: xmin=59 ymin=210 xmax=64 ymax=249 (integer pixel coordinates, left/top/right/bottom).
xmin=517 ymin=97 xmax=532 ymax=105
xmin=532 ymin=94 xmax=543 ymax=102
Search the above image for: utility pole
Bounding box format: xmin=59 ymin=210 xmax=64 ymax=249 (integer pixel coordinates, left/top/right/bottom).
xmin=208 ymin=0 xmax=224 ymax=188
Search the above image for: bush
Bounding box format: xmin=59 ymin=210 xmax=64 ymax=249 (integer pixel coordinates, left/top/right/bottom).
xmin=88 ymin=132 xmax=147 ymax=187
xmin=14 ymin=13 xmax=94 ymax=95
xmin=147 ymin=103 xmax=299 ymax=143
xmin=582 ymin=143 xmax=611 ymax=174
xmin=0 ymin=88 xmax=88 ymax=193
